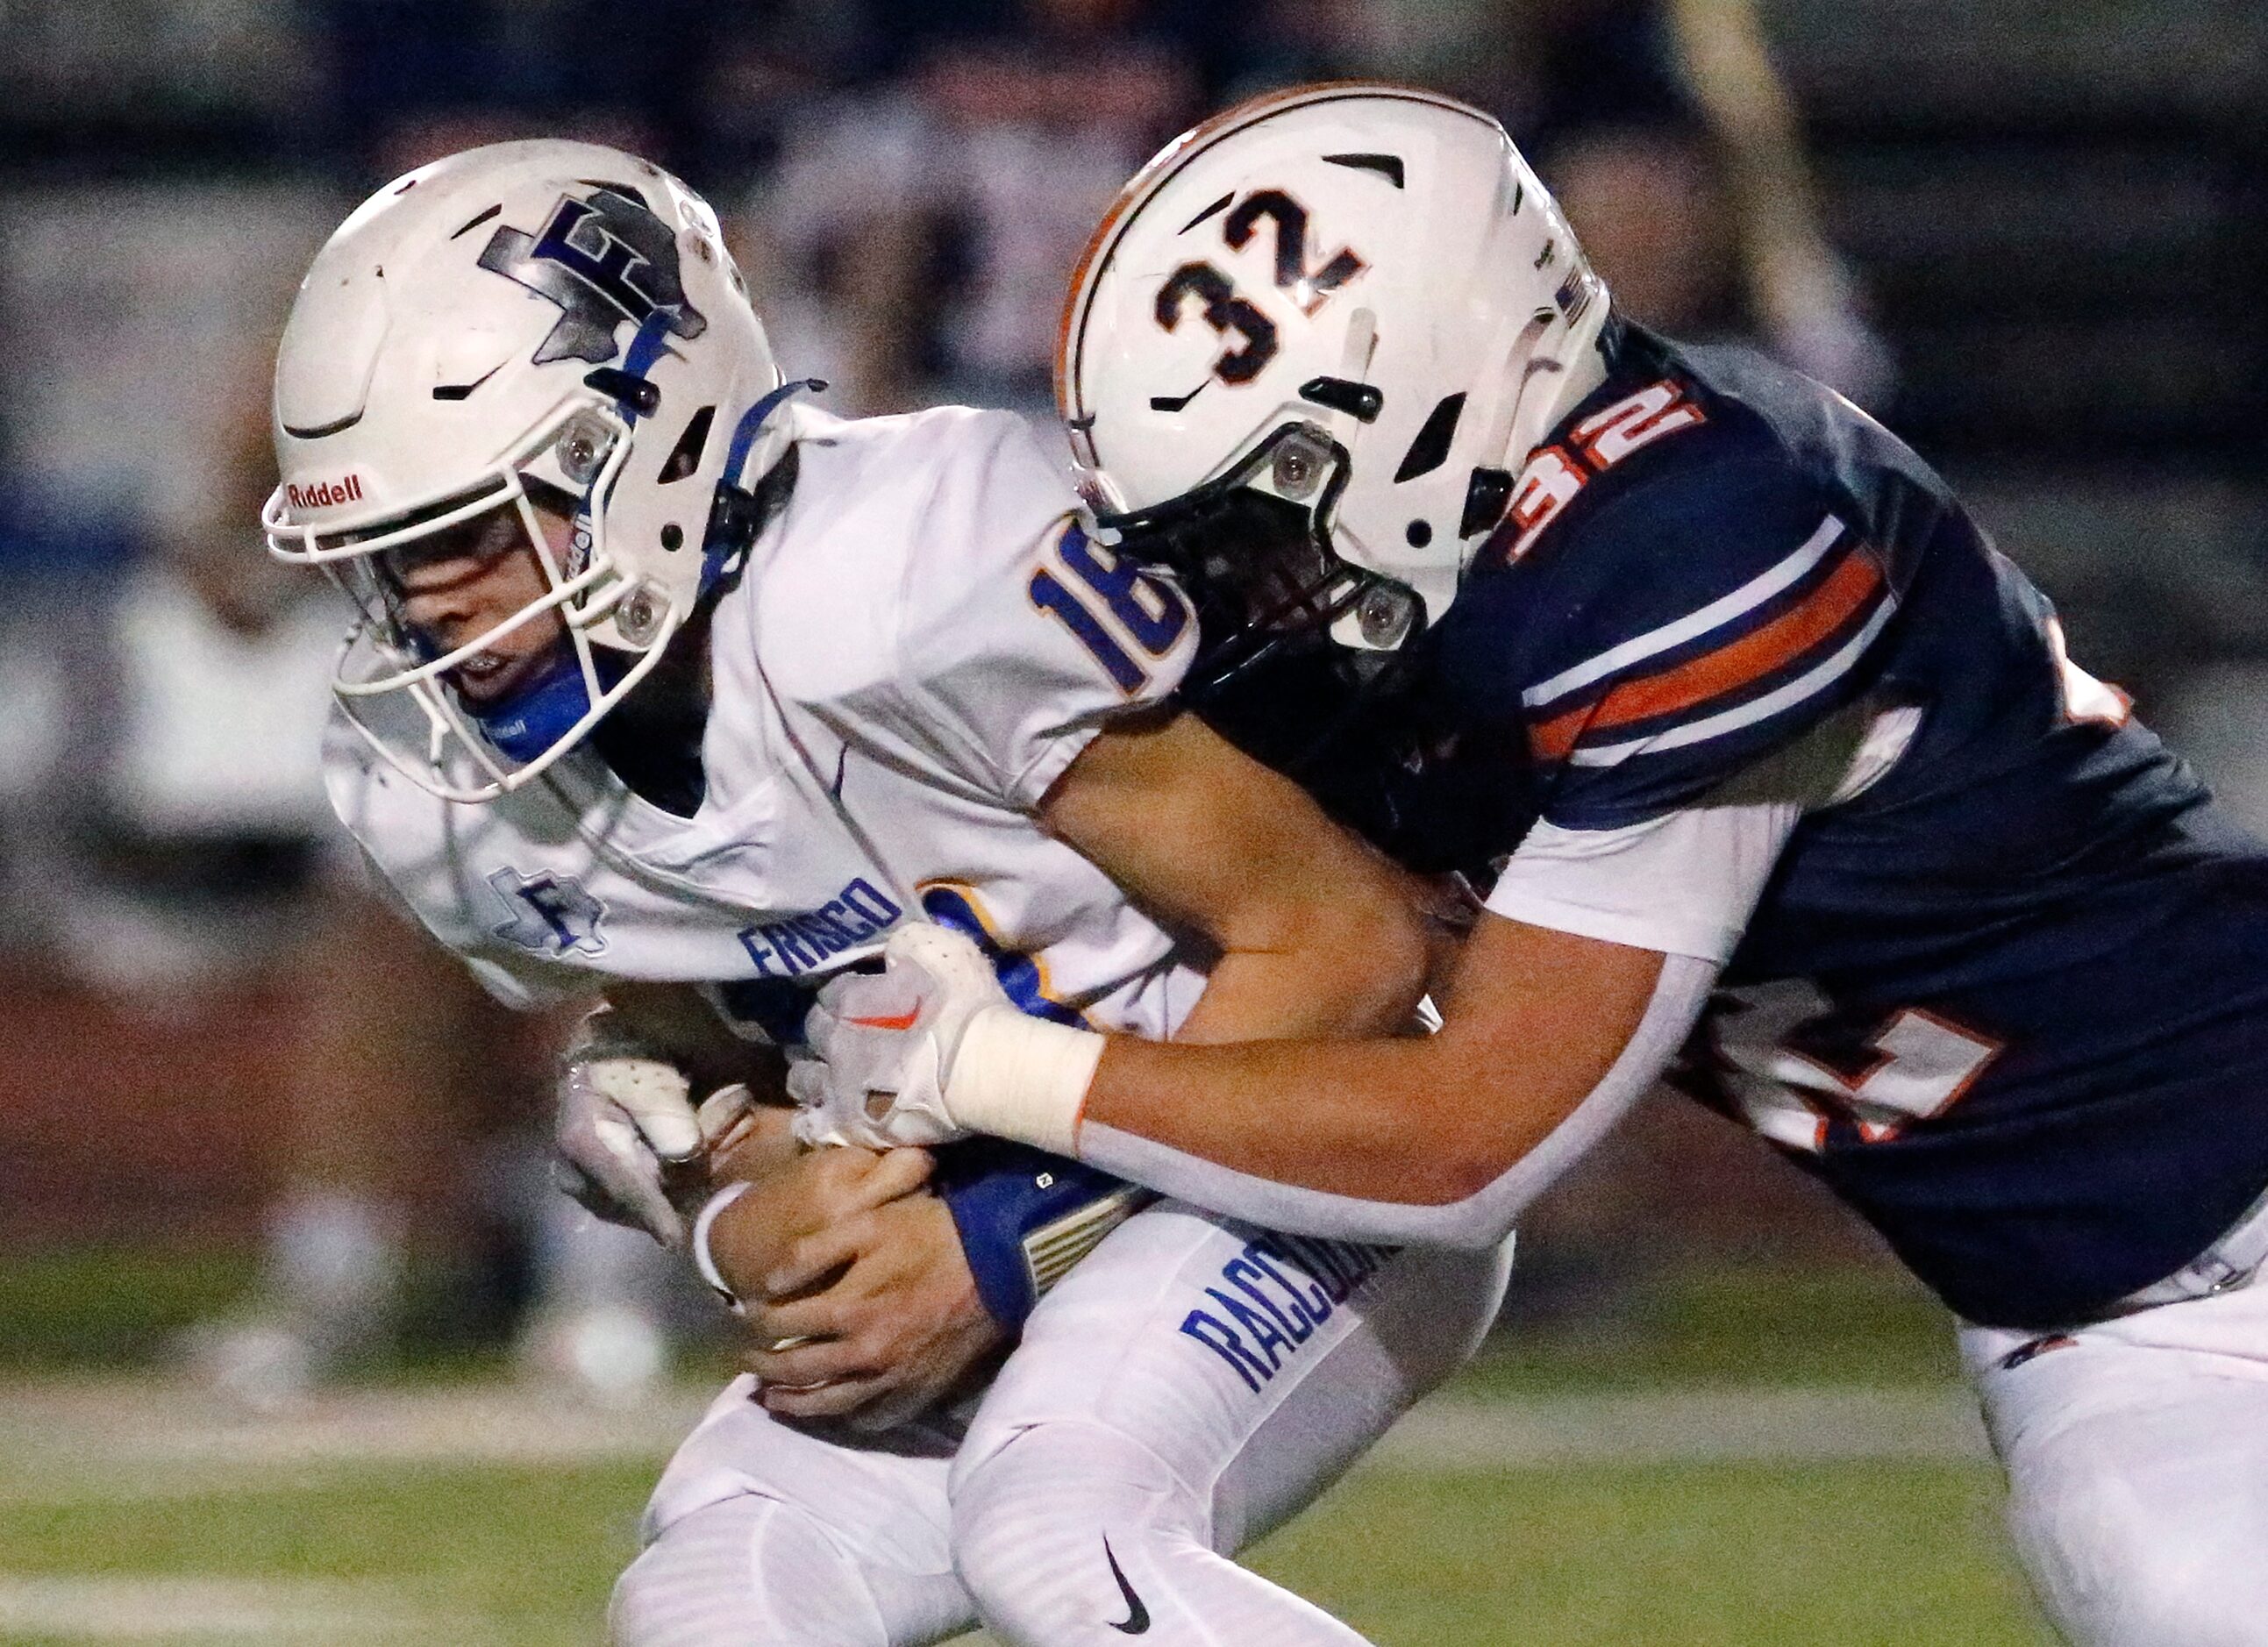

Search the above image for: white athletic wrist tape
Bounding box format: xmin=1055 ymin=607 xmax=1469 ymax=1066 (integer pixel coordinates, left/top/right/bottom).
xmin=690 ymin=1181 xmax=753 ymax=1314
xmin=945 ymin=1004 xmax=1104 ymax=1158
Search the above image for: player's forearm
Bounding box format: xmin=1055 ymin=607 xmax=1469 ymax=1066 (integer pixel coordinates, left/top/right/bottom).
xmin=1067 ymin=952 xmax=1715 ymax=1246
xmin=1069 ymin=1034 xmax=1544 ymax=1245
xmin=1084 ymin=914 xmax=1659 ymax=1198
xmin=1087 ymin=1036 xmax=1487 ymax=1201
xmin=1170 ymin=899 xmax=1430 ymax=1046
xmin=1042 ymin=710 xmax=1434 ymax=1046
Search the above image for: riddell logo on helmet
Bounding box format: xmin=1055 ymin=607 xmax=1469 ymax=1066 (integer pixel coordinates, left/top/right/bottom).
xmin=285 ymin=474 xmax=365 ymax=511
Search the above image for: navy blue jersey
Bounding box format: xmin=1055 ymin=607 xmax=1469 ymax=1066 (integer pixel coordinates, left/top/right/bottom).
xmin=1427 ymin=323 xmax=2268 ymax=1328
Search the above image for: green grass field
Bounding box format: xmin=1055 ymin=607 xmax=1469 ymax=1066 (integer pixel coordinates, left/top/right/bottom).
xmin=0 ymin=1253 xmax=2058 ymax=1644
xmin=0 ymin=1415 xmax=2050 ymax=1645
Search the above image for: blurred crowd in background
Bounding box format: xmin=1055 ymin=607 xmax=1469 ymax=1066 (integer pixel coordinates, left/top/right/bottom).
xmin=0 ymin=0 xmax=2260 ymax=1403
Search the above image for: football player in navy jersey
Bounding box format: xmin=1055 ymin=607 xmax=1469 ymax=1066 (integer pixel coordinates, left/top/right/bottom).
xmin=797 ymin=85 xmax=2268 ymax=1645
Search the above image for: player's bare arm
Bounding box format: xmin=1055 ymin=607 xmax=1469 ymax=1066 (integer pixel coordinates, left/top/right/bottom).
xmin=786 ymin=706 xmax=1460 ymax=1172
xmin=1076 ymin=911 xmax=1666 ymax=1203
xmin=748 ymin=708 xmax=1440 ymax=1404
xmin=1038 ymin=705 xmax=1437 ymax=1045
xmin=798 ymin=717 xmax=1697 ymax=1238
xmin=804 ymin=893 xmax=1706 ymax=1244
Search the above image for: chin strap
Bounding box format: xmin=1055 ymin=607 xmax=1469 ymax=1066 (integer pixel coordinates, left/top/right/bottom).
xmin=479 ymin=375 xmax=823 ymax=766
xmin=703 ymin=378 xmax=826 ymax=592
xmin=472 ymin=648 xmax=629 ymax=763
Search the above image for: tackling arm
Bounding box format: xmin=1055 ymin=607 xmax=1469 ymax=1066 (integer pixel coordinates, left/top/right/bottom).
xmin=1037 ymin=706 xmax=1441 ymax=1045
xmin=805 ymin=796 xmax=1812 ymax=1246
xmin=913 ymin=715 xmax=1847 ymax=1243
xmin=979 ymin=707 xmax=1717 ymax=1244
xmin=1072 ymin=915 xmax=1715 ymax=1245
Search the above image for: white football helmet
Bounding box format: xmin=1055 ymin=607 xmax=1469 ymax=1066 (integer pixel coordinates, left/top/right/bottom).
xmin=1059 ymin=83 xmax=1608 ymax=658
xmin=262 ymin=139 xmax=798 ymax=802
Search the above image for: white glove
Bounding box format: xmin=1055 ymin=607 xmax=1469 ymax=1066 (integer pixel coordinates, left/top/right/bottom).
xmin=554 ymin=1052 xmax=699 ymax=1246
xmin=788 ymin=925 xmax=1009 ymax=1149
xmin=788 ymin=923 xmax=1104 ymax=1155
xmin=553 ymin=1013 xmax=758 ymax=1248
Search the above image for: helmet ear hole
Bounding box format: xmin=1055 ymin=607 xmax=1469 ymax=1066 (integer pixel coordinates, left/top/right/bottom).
xmin=657 ymin=405 xmax=717 ymax=484
xmin=1460 ymin=467 xmax=1514 ymax=537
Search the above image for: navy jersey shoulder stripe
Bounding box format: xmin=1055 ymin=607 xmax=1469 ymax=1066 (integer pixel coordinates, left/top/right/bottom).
xmin=1526 ymin=524 xmax=1897 ymax=766
xmin=1522 ymin=514 xmax=1848 ymax=713
xmin=1564 ymin=560 xmax=1896 ymax=769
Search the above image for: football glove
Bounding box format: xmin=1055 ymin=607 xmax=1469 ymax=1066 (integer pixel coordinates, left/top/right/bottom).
xmin=789 ymin=924 xmax=1102 ymax=1156
xmin=553 ymin=1010 xmax=756 ymax=1248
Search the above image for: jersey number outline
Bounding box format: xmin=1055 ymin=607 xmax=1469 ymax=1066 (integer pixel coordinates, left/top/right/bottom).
xmin=1689 ymin=980 xmax=2001 ymax=1152
xmin=919 ymin=883 xmax=1086 ymax=1028
xmin=1570 ymin=381 xmax=1707 ymax=467
xmin=1030 ymin=523 xmax=1189 ymax=694
xmin=1498 ymin=380 xmax=1708 ymax=562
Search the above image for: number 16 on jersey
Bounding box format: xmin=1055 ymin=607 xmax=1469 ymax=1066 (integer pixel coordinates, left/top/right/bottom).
xmin=1030 ymin=522 xmax=1191 ymax=693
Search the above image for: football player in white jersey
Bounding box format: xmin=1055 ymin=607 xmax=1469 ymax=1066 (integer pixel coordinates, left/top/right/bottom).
xmin=260 ymin=139 xmax=1513 ymax=1646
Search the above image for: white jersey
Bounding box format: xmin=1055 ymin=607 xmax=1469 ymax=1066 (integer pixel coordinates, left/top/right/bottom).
xmin=327 ymin=403 xmax=1207 ymax=1045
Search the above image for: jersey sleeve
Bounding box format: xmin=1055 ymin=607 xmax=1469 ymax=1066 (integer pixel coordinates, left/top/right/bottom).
xmin=893 ymin=416 xmax=1198 ymax=810
xmin=1482 ymin=802 xmax=1801 ymax=961
xmin=1513 ymin=457 xmax=1901 ymax=832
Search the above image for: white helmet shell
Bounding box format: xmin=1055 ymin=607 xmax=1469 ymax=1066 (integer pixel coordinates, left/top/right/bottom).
xmin=1059 ymin=83 xmax=1608 ymax=645
xmin=261 ymin=139 xmax=792 ymax=801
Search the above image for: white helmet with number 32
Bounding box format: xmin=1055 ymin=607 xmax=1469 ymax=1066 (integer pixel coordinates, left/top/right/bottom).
xmin=1059 ymin=83 xmax=1608 ymax=660
xmin=262 ymin=139 xmax=796 ymax=802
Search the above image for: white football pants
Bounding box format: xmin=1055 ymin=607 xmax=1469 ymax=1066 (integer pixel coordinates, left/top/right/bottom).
xmin=612 ymin=1201 xmax=1514 ymax=1646
xmin=1964 ymin=1276 xmax=2268 ymax=1646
